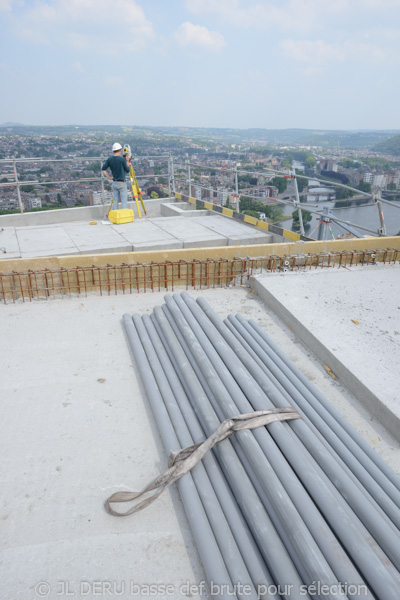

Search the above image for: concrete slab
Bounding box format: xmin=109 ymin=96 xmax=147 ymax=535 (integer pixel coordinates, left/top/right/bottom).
xmin=0 ymin=293 xmax=211 ymax=600
xmin=0 ymin=227 xmax=20 ymax=255
xmin=251 ymin=264 xmax=400 ymax=442
xmin=1 ymin=287 xmax=400 ymax=600
xmin=0 ymin=251 xmax=21 ymax=260
xmin=17 ymin=226 xmax=77 ymax=254
xmin=191 ymin=215 xmax=272 ymax=245
xmin=79 ymin=243 xmax=133 ymax=255
xmin=115 ymin=220 xmax=178 ymax=245
xmin=132 ymin=240 xmax=183 ymax=251
xmin=1 ymin=212 xmax=278 ymax=260
xmin=190 ymin=215 xmax=255 ymax=236
xmin=154 ymin=217 xmax=227 ymax=245
xmin=20 ymin=248 xmax=83 ymax=258
xmin=227 ymin=233 xmax=272 ymax=245
xmin=183 ymin=239 xmax=227 ymax=249
xmin=62 ymin=221 xmax=126 ymax=244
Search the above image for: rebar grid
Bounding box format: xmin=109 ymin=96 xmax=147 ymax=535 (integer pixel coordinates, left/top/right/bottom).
xmin=1 ymin=248 xmax=398 ymax=304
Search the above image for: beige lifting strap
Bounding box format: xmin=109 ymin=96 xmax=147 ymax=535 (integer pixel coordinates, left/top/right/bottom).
xmin=104 ymin=407 xmax=301 ymax=517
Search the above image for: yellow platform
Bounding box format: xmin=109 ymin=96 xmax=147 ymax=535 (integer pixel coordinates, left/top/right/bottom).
xmin=108 ymin=209 xmax=134 ymax=224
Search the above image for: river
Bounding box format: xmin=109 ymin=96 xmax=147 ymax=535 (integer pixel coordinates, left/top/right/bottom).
xmin=279 ymin=196 xmax=400 ymax=238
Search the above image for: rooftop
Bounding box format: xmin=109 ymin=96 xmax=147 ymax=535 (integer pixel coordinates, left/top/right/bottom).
xmin=1 ymin=199 xmax=400 ymax=600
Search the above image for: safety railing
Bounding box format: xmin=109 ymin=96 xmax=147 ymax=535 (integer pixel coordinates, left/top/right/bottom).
xmin=0 ymin=155 xmax=171 ymax=213
xmin=1 ymin=154 xmax=400 ymax=240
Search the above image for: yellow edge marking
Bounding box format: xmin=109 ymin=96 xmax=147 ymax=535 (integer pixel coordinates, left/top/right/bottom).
xmin=222 ymin=208 xmax=234 ymax=217
xmin=282 ymin=229 xmax=300 ymax=241
xmin=244 ymin=214 xmax=258 ymax=225
xmin=204 ymin=202 xmax=213 ymax=210
xmin=256 ymin=221 xmax=269 ymax=231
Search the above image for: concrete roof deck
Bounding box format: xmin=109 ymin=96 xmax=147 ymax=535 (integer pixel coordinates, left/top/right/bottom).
xmin=0 ymin=213 xmax=272 ymax=259
xmin=2 ymin=275 xmax=400 ymax=599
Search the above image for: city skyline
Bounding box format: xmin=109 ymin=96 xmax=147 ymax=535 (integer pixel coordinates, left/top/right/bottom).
xmin=1 ymin=0 xmax=400 ymax=130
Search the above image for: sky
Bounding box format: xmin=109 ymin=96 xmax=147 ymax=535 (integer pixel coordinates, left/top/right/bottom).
xmin=0 ymin=0 xmax=400 ymax=130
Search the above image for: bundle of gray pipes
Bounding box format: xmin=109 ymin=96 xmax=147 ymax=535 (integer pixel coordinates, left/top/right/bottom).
xmin=118 ymin=292 xmax=400 ymax=600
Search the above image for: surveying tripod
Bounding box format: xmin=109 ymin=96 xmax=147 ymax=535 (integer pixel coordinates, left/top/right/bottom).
xmin=123 ymin=145 xmax=146 ymax=218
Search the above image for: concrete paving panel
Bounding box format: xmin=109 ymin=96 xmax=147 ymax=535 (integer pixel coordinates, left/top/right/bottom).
xmin=154 ymin=217 xmax=226 ymax=244
xmin=132 ymin=240 xmax=183 ymax=251
xmin=20 ymin=248 xmax=82 ymax=258
xmin=114 ymin=220 xmax=178 ymax=244
xmin=228 ymin=233 xmax=272 ymax=245
xmin=183 ymin=239 xmax=228 ymax=249
xmin=62 ymin=222 xmax=126 ymax=245
xmin=17 ymin=226 xmax=77 ymax=253
xmin=192 ymin=215 xmax=272 ymax=243
xmin=0 ymin=227 xmax=20 ymax=254
xmin=79 ymin=242 xmax=133 ymax=255
xmin=0 ymin=251 xmax=21 ymax=260
xmin=251 ymin=265 xmax=400 ymax=442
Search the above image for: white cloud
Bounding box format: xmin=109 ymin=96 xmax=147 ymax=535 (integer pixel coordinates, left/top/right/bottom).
xmin=185 ymin=0 xmax=400 ymax=32
xmin=0 ymin=0 xmax=16 ymax=11
xmin=174 ymin=22 xmax=226 ymax=51
xmin=71 ymin=60 xmax=84 ymax=73
xmin=13 ymin=0 xmax=155 ymax=53
xmin=279 ymin=39 xmax=387 ymax=73
xmin=105 ymin=76 xmax=124 ymax=87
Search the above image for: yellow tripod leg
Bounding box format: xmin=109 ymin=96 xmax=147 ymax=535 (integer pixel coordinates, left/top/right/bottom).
xmin=130 ymin=165 xmax=147 ymax=216
xmin=129 ymin=171 xmax=141 ymax=218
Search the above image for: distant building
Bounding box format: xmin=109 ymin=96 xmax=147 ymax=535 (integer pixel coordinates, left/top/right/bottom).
xmin=216 ymin=186 xmax=228 ymax=206
xmin=90 ymin=191 xmax=111 ymax=206
xmin=372 ymin=174 xmax=387 ymax=189
xmin=193 ymin=186 xmax=202 ymax=201
xmin=28 ymin=197 xmax=42 ymax=209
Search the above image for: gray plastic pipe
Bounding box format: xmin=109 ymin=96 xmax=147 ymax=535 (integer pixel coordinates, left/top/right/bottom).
xmin=237 ymin=315 xmax=400 ymax=514
xmin=230 ymin=313 xmax=400 ymax=527
xmin=142 ymin=314 xmax=278 ymax=600
xmin=248 ymin=318 xmax=400 ymax=493
xmin=133 ymin=313 xmax=263 ymax=600
xmin=169 ymin=295 xmax=378 ymax=598
xmin=223 ymin=316 xmax=400 ymax=537
xmin=163 ymin=295 xmax=347 ymax=600
xmin=159 ymin=303 xmax=333 ymax=595
xmin=151 ymin=304 xmax=311 ymax=600
xmin=173 ymin=294 xmax=393 ymax=596
xmin=183 ymin=293 xmax=400 ymax=599
xmin=122 ymin=314 xmax=237 ymax=600
xmin=193 ymin=294 xmax=400 ymax=563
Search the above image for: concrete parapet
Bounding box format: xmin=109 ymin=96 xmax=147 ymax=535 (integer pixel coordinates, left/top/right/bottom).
xmin=0 ymin=198 xmax=164 ymax=226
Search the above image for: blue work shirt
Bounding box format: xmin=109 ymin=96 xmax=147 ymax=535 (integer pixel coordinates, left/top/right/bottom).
xmin=102 ymin=155 xmax=130 ymax=181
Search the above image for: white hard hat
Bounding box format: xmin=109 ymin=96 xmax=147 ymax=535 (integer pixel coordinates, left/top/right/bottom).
xmin=112 ymin=142 xmax=122 ymax=152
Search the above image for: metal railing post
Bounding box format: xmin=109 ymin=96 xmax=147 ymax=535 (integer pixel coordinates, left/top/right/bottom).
xmin=293 ymin=172 xmax=305 ymax=236
xmin=168 ymin=154 xmax=176 ymax=198
xmin=234 ymin=164 xmax=239 ymax=211
xmin=13 ymin=160 xmax=24 ymax=214
xmin=374 ymin=190 xmax=387 ymax=236
xmin=187 ymin=160 xmax=192 ymax=198
xmin=168 ymin=155 xmax=171 ymax=197
xmin=100 ymin=156 xmax=106 ymax=205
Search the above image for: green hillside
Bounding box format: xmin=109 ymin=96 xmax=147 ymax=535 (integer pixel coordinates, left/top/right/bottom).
xmin=374 ymin=133 xmax=400 ymax=155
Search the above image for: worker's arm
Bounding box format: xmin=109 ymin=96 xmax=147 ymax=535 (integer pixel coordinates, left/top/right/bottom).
xmin=101 ymin=158 xmax=112 ymax=180
xmin=102 ymin=170 xmax=112 ymax=181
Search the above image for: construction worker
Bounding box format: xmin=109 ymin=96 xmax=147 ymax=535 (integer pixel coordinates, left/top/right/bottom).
xmin=102 ymin=143 xmax=130 ymax=211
